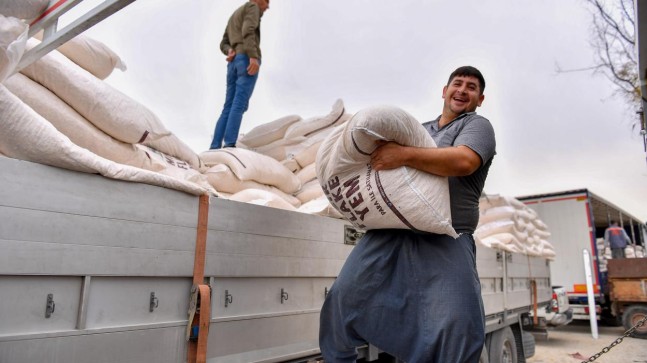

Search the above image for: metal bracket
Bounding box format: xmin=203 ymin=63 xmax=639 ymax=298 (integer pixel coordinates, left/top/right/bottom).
xmin=45 ymin=293 xmax=55 ymax=318
xmin=280 ymin=288 xmax=289 ymax=304
xmin=344 ymin=225 xmax=365 ymax=245
xmin=224 ymin=290 xmax=233 ymax=308
xmin=149 ymin=292 xmax=159 ymax=312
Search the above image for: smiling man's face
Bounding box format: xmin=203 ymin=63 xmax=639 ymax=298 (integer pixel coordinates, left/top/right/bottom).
xmin=442 ymin=75 xmax=484 ymax=118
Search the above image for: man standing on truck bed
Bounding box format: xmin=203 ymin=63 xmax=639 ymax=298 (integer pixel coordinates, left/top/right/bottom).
xmin=604 ymin=220 xmax=631 ymax=259
xmin=319 ymin=66 xmax=496 ymax=363
xmin=209 ymin=0 xmax=269 ymax=150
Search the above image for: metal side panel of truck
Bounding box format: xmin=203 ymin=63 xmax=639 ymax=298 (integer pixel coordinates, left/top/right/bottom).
xmin=0 ymin=157 xmax=551 ymax=362
xmin=517 ymin=189 xmax=646 ymax=322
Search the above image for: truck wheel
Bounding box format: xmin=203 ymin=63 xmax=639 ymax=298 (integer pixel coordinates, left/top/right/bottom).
xmin=623 ymin=305 xmax=647 ymax=339
xmin=478 ymin=344 xmax=489 ymax=363
xmin=488 ymin=327 xmax=518 ymax=363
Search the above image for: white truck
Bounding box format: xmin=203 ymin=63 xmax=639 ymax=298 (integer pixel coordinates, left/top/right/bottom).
xmin=517 ymin=189 xmax=647 ymax=325
xmin=0 ymin=2 xmax=553 ymax=362
xmin=0 ymin=156 xmax=554 ymax=363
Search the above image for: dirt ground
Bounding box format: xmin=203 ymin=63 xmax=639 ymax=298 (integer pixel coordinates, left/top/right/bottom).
xmin=528 ymin=321 xmax=647 ymax=363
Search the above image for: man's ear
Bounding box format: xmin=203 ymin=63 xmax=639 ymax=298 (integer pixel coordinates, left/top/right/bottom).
xmin=442 ymin=85 xmax=448 ymax=99
xmin=477 ymin=94 xmax=485 ymax=107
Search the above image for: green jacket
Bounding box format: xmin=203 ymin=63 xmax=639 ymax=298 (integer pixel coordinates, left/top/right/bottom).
xmin=220 ymin=2 xmax=262 ymax=59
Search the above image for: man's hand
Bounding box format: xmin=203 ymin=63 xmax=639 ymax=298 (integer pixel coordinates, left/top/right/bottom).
xmin=226 ymin=49 xmax=236 ymax=62
xmin=370 ymin=141 xmax=408 ymax=171
xmin=247 ymin=57 xmax=260 ymax=75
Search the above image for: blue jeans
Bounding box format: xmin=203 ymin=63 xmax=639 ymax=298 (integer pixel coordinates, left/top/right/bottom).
xmin=210 ymin=54 xmax=259 ymax=149
xmin=319 ymin=230 xmax=485 ymax=363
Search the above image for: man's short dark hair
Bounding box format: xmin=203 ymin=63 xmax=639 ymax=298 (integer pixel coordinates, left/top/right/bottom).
xmin=447 ymin=66 xmax=485 ymax=95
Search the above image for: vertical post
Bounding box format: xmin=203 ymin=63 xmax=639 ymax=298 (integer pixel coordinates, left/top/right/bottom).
xmin=583 ymin=249 xmax=598 ymax=339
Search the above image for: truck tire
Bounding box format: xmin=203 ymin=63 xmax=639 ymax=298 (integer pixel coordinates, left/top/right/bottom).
xmin=478 ymin=345 xmax=489 ymax=363
xmin=488 ymin=326 xmax=518 ymax=363
xmin=623 ymin=305 xmax=647 ymax=339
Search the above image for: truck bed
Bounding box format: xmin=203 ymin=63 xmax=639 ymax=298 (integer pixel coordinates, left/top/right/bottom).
xmin=0 ymin=156 xmax=550 ymax=362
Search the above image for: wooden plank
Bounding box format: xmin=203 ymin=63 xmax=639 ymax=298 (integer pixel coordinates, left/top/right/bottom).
xmin=610 ymin=279 xmax=647 ymax=302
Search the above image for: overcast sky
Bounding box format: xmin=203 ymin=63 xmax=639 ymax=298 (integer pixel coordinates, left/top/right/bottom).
xmin=66 ymin=0 xmax=647 ymax=221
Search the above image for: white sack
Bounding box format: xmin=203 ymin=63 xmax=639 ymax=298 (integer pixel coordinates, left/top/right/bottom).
xmin=298 ymin=195 xmax=344 ymax=219
xmin=229 ymin=189 xmax=298 ymax=211
xmin=295 ymin=179 xmax=325 ymax=204
xmin=136 ymin=145 xmax=214 ymax=192
xmin=0 ymin=85 xmax=210 ymax=196
xmin=34 ymin=31 xmax=126 ymax=79
xmin=316 ymin=106 xmax=457 ymax=237
xmin=20 ymin=39 xmax=170 ymax=144
xmin=144 ymin=133 xmax=204 ymax=171
xmin=204 ymin=164 xmax=301 ymax=207
xmin=5 ymin=73 xmax=153 ymax=170
xmin=281 ymin=158 xmax=300 ymax=173
xmin=239 ymin=114 xmax=301 ymax=148
xmin=296 ymin=163 xmax=317 ymax=185
xmin=0 ymin=0 xmax=48 ymax=20
xmin=284 ymin=99 xmax=347 ymax=139
xmin=253 ymin=136 xmax=306 ymax=161
xmin=200 ymin=148 xmax=302 ymax=194
xmin=478 ymin=206 xmax=516 ymax=226
xmin=0 ymin=15 xmax=27 ymax=82
xmin=287 ymin=126 xmax=341 ymax=168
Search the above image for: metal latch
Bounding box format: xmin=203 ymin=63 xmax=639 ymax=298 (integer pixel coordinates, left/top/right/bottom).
xmin=344 ymin=225 xmax=365 ymax=245
xmin=280 ymin=288 xmax=289 ymax=304
xmin=149 ymin=292 xmax=159 ymax=312
xmin=224 ymin=290 xmax=233 ymax=308
xmin=45 ymin=293 xmax=55 ymax=318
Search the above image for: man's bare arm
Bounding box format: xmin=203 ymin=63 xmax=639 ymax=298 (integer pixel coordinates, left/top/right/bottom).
xmin=370 ymin=142 xmax=482 ymax=177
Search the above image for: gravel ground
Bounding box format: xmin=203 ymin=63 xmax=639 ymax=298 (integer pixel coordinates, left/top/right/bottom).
xmin=528 ymin=321 xmax=647 ymax=363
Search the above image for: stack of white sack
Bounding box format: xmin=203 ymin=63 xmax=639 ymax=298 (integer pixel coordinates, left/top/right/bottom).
xmin=0 ymin=15 xmax=213 ymax=195
xmin=315 ymin=105 xmax=458 ymax=237
xmin=596 ymin=237 xmax=644 ymax=272
xmin=476 ymin=195 xmax=556 ymax=259
xmin=199 ymin=148 xmax=303 ymax=209
xmin=197 ymin=100 xmax=350 ymax=217
xmin=596 ymin=238 xmax=609 ymax=272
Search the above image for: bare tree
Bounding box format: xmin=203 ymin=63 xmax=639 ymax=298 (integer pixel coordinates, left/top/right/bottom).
xmin=582 ymin=0 xmax=638 ymax=104
xmin=575 ymin=0 xmax=647 ymax=153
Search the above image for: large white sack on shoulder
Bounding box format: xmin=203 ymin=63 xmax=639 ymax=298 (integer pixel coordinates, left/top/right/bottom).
xmin=5 ymin=73 xmax=154 ymax=170
xmin=144 ymin=133 xmax=204 ymax=171
xmin=200 ymin=148 xmax=302 ymax=194
xmin=136 ymin=145 xmax=214 ymax=192
xmin=316 ymin=106 xmax=456 ymax=237
xmin=20 ymin=39 xmax=170 ymax=144
xmin=296 ymin=163 xmax=317 ymax=185
xmin=298 ymin=195 xmax=344 ymax=219
xmin=204 ymin=164 xmax=301 ymax=207
xmin=229 ymin=189 xmax=298 ymax=211
xmin=0 ymin=15 xmax=27 ymax=83
xmin=478 ymin=206 xmax=516 ymax=226
xmin=0 ymin=85 xmax=211 ymax=196
xmin=295 ymin=179 xmax=324 ymax=204
xmin=284 ymin=99 xmax=347 ymax=139
xmin=239 ymin=114 xmax=301 ymax=148
xmin=252 ymin=136 xmax=306 ymax=161
xmin=33 ymin=31 xmax=126 ymax=79
xmin=0 ymin=0 xmax=48 ymax=20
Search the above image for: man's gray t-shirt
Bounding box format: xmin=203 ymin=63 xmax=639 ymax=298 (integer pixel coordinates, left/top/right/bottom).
xmin=422 ymin=112 xmax=496 ymax=234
